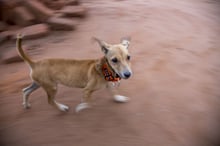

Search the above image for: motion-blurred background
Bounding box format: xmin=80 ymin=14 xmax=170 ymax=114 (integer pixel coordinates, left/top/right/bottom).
xmin=0 ymin=0 xmax=220 ymax=146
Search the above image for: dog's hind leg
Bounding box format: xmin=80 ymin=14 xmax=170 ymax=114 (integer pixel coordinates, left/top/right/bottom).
xmin=22 ymin=82 xmax=40 ymax=109
xmin=42 ymin=84 xmax=69 ymax=112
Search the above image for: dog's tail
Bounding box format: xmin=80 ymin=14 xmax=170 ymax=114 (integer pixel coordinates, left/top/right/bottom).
xmin=16 ymin=34 xmax=34 ymax=67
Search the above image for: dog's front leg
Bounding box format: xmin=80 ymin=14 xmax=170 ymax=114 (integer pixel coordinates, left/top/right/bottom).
xmin=107 ymin=82 xmax=130 ymax=103
xmin=75 ymin=80 xmax=96 ymax=113
xmin=75 ymin=89 xmax=92 ymax=113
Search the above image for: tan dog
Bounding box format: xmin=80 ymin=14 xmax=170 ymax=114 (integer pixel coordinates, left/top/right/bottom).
xmin=17 ymin=35 xmax=132 ymax=112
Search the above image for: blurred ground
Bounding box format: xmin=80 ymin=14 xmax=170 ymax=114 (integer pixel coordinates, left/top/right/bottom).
xmin=0 ymin=0 xmax=220 ymax=146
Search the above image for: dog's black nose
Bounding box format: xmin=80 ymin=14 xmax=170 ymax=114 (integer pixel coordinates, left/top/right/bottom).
xmin=124 ymin=72 xmax=131 ymax=78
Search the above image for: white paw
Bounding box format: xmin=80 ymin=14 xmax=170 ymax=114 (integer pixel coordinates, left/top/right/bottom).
xmin=75 ymin=103 xmax=91 ymax=113
xmin=114 ymin=95 xmax=129 ymax=103
xmin=23 ymin=102 xmax=31 ymax=109
xmin=57 ymin=103 xmax=69 ymax=112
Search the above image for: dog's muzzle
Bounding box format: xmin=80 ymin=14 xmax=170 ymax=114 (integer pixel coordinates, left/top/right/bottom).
xmin=119 ymin=70 xmax=132 ymax=79
xmin=123 ymin=71 xmax=131 ymax=79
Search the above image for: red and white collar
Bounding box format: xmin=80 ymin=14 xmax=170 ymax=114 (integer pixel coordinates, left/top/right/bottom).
xmin=101 ymin=61 xmax=121 ymax=82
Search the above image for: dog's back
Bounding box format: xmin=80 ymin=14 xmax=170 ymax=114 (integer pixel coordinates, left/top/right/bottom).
xmin=32 ymin=59 xmax=99 ymax=88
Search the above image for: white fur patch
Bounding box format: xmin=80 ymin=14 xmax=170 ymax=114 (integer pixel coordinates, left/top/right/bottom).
xmin=114 ymin=95 xmax=129 ymax=103
xmin=75 ymin=103 xmax=91 ymax=113
xmin=23 ymin=102 xmax=31 ymax=109
xmin=56 ymin=102 xmax=69 ymax=112
xmin=121 ymin=40 xmax=130 ymax=47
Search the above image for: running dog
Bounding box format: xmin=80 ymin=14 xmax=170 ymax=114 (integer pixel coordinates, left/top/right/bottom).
xmin=17 ymin=35 xmax=132 ymax=112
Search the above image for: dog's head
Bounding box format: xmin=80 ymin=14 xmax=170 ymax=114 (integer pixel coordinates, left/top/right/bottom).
xmin=94 ymin=37 xmax=132 ymax=79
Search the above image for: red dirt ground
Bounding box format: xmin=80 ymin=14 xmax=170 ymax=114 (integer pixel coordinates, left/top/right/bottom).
xmin=0 ymin=0 xmax=220 ymax=146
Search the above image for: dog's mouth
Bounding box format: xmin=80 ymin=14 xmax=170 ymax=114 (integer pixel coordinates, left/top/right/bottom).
xmin=115 ymin=73 xmax=121 ymax=79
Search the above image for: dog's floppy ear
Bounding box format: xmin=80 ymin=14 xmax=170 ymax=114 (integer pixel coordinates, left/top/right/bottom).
xmin=121 ymin=37 xmax=131 ymax=49
xmin=92 ymin=37 xmax=110 ymax=54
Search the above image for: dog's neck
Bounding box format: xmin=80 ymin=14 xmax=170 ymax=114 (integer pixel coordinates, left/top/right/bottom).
xmin=96 ymin=57 xmax=121 ymax=82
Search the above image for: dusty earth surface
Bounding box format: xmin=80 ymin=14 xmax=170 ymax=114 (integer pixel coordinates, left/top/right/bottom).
xmin=0 ymin=0 xmax=220 ymax=146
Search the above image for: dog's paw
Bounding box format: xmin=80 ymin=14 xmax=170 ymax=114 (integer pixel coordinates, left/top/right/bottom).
xmin=75 ymin=103 xmax=91 ymax=113
xmin=114 ymin=95 xmax=130 ymax=103
xmin=58 ymin=104 xmax=69 ymax=112
xmin=23 ymin=102 xmax=31 ymax=109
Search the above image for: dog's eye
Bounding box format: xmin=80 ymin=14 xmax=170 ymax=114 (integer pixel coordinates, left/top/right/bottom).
xmin=127 ymin=55 xmax=131 ymax=61
xmin=111 ymin=58 xmax=118 ymax=63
